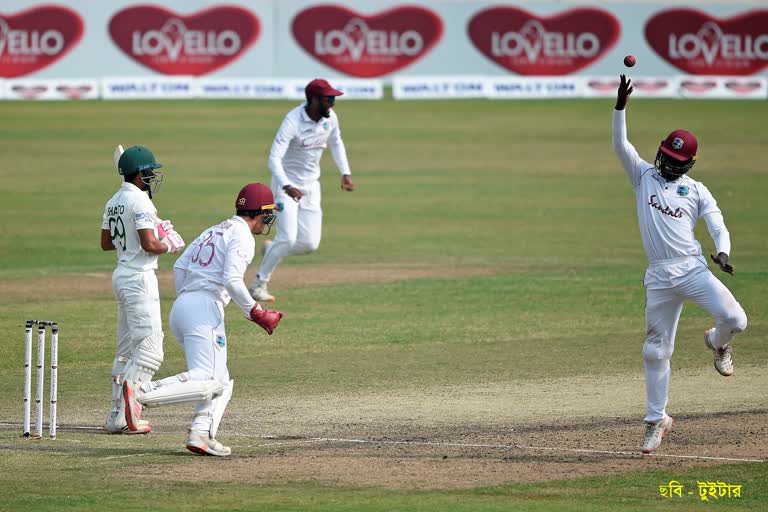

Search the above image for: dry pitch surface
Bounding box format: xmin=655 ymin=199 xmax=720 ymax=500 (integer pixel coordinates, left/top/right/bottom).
xmin=3 ymin=265 xmax=765 ymax=490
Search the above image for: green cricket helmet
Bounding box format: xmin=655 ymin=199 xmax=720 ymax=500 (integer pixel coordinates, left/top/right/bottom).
xmin=118 ymin=146 xmax=163 ymax=196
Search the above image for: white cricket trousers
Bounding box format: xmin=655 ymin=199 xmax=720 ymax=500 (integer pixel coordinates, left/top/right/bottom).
xmin=257 ymin=180 xmax=322 ymax=282
xmin=164 ymin=291 xmax=230 ymax=432
xmin=109 ymin=266 xmax=164 ymax=415
xmin=112 ymin=265 xmax=163 ymax=362
xmin=643 ymin=269 xmax=747 ymax=423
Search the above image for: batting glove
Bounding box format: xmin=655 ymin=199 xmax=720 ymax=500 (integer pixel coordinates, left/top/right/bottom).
xmin=158 ymin=221 xmax=185 ymax=253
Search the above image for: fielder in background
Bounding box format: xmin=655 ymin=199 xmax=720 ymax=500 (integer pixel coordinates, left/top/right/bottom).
xmin=123 ymin=183 xmax=284 ymax=456
xmin=248 ymin=78 xmax=355 ymax=302
xmin=612 ymin=75 xmax=748 ymax=454
xmin=100 ymin=145 xmax=185 ymax=434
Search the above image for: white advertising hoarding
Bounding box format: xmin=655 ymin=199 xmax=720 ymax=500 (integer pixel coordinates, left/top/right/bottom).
xmin=1 ymin=1 xmax=766 ymax=99
xmin=4 ymin=78 xmax=99 ymax=100
xmin=1 ymin=1 xmax=765 ymax=80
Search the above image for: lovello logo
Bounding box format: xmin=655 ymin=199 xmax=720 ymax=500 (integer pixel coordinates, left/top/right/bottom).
xmin=633 ymin=79 xmax=670 ymax=93
xmin=725 ymin=80 xmax=763 ymax=94
xmin=468 ymin=7 xmax=620 ymax=75
xmin=109 ymin=5 xmax=260 ymax=75
xmin=11 ymin=84 xmax=48 ymax=99
xmin=292 ymin=5 xmax=443 ymax=77
xmin=645 ymin=9 xmax=768 ymax=75
xmin=586 ymin=78 xmax=671 ymax=93
xmin=56 ymin=84 xmax=93 ymax=99
xmin=680 ymin=80 xmax=717 ymax=94
xmin=0 ymin=6 xmax=84 ymax=78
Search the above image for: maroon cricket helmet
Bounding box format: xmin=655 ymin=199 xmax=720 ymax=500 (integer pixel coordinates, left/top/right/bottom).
xmin=236 ymin=183 xmax=275 ymax=212
xmin=659 ymin=130 xmax=698 ymax=162
xmin=305 ymin=78 xmax=343 ymax=100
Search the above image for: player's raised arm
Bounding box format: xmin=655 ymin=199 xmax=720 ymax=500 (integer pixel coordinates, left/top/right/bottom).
xmin=612 ymin=74 xmax=644 ymax=187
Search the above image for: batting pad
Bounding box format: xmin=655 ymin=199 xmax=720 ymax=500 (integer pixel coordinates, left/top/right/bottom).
xmin=139 ymin=379 xmax=224 ymax=408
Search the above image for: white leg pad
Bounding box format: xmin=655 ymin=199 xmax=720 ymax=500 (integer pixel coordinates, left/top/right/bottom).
xmin=210 ymin=380 xmax=234 ymax=438
xmin=123 ymin=333 xmax=164 ymax=385
xmin=139 ymin=379 xmax=224 ymax=408
xmin=110 ymin=356 xmax=129 ymax=411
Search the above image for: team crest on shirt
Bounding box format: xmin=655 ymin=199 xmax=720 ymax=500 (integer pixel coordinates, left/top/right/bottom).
xmin=676 ymin=185 xmax=689 ymax=196
xmin=215 ymin=334 xmax=226 ymax=347
xmin=323 ymin=122 xmax=329 ymax=130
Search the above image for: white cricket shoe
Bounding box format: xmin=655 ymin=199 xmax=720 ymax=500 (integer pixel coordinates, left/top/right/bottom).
xmin=249 ymin=282 xmax=276 ymax=302
xmin=642 ymin=415 xmax=674 ymax=454
xmin=704 ymin=329 xmax=733 ymax=376
xmin=103 ymin=410 xmax=151 ymax=435
xmin=185 ymin=429 xmax=231 ymax=457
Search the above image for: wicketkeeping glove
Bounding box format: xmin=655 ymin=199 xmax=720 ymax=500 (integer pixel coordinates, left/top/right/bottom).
xmin=247 ymin=303 xmax=284 ymax=335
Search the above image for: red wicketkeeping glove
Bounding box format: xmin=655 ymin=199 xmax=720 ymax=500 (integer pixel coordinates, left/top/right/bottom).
xmin=248 ymin=304 xmax=283 ymax=335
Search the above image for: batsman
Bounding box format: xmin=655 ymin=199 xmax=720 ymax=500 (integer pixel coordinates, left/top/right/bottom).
xmin=101 ymin=145 xmax=185 ymax=434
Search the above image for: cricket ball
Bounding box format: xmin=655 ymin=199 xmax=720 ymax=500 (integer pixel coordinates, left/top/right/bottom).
xmin=624 ymin=55 xmax=636 ymax=67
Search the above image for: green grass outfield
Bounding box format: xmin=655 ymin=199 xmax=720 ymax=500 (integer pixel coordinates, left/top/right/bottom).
xmin=0 ymin=98 xmax=765 ymax=511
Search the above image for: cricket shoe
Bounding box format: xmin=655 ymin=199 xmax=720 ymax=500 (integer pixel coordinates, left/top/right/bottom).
xmin=103 ymin=410 xmax=151 ymax=435
xmin=185 ymin=429 xmax=231 ymax=457
xmin=642 ymin=415 xmax=674 ymax=454
xmin=704 ymin=328 xmax=733 ymax=376
xmin=122 ymin=380 xmax=146 ymax=432
xmin=249 ymin=282 xmax=275 ymax=302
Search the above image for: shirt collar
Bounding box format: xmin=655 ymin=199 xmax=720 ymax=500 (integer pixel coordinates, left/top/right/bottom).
xmin=652 ymin=170 xmax=688 ymax=186
xmin=231 ymin=215 xmax=250 ymax=228
xmin=300 ymin=103 xmax=312 ymax=123
xmin=120 ymin=181 xmax=143 ymax=193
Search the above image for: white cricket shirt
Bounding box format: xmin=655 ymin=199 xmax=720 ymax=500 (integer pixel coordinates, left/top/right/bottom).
xmin=268 ymin=103 xmax=351 ymax=189
xmin=173 ymin=215 xmax=256 ymax=316
xmin=612 ymin=109 xmax=731 ymax=288
xmin=101 ymin=182 xmax=159 ymax=271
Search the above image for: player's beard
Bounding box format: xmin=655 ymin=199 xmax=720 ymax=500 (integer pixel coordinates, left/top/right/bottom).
xmin=321 ymin=106 xmax=332 ymax=118
xmin=656 ymin=153 xmax=693 ymax=181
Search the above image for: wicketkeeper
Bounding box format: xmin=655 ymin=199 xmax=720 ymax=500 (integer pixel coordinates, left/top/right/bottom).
xmin=122 ymin=183 xmax=283 ymax=456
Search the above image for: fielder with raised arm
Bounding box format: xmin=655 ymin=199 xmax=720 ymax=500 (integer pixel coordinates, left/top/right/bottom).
xmin=612 ymin=75 xmax=748 ymax=454
xmin=123 ymin=183 xmax=283 ymax=456
xmin=100 ymin=145 xmax=185 ymax=434
xmin=248 ymin=78 xmax=355 ymax=302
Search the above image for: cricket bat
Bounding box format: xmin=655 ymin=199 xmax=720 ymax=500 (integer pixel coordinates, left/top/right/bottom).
xmin=113 ymin=144 xmax=124 ymax=168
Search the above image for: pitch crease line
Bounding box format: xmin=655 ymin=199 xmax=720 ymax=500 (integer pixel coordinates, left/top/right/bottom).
xmin=281 ymin=436 xmax=765 ymax=463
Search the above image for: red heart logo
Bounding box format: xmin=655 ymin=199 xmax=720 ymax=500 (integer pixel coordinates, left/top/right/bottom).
xmin=724 ymin=80 xmax=762 ymax=94
xmin=292 ymin=5 xmax=443 ymax=78
xmin=468 ymin=7 xmax=620 ymax=75
xmin=645 ymin=9 xmax=768 ymax=75
xmin=109 ymin=5 xmax=260 ymax=76
xmin=680 ymin=80 xmax=718 ymax=94
xmin=0 ymin=6 xmax=84 ymax=78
